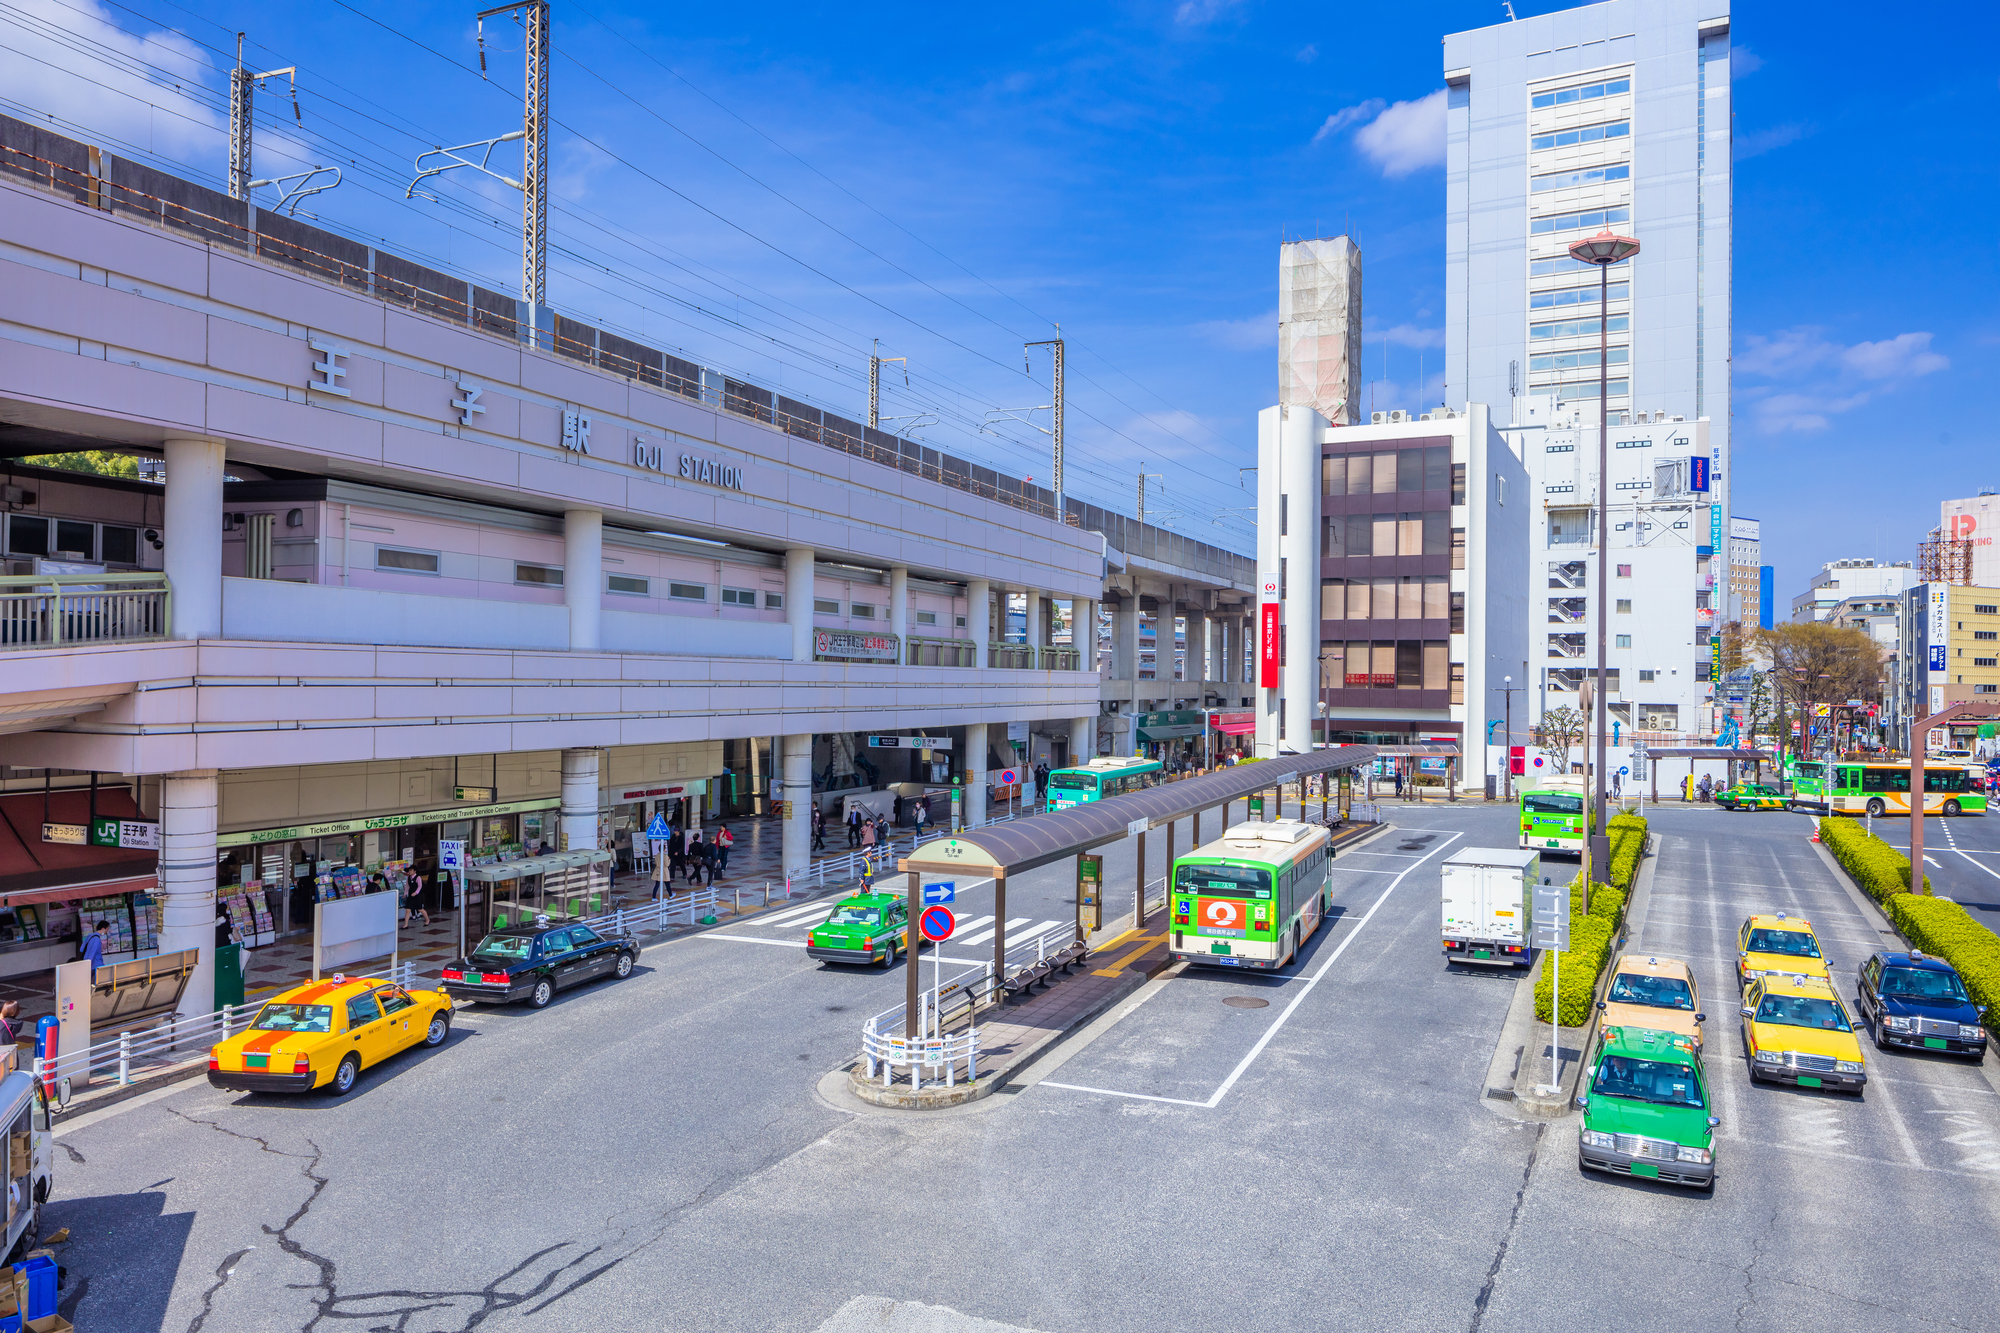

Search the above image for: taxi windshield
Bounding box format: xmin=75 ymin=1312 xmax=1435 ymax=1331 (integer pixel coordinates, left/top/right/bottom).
xmin=1881 ymin=967 xmax=1970 ymax=1003
xmin=1593 ymin=1055 xmax=1705 ymax=1108
xmin=1049 ymin=773 xmax=1096 ymax=790
xmin=471 ymin=934 xmax=536 ymax=960
xmin=250 ymin=1003 xmax=333 ymax=1034
xmin=1747 ymin=929 xmax=1820 ymax=958
xmin=825 ymin=906 xmax=883 ymax=927
xmin=1524 ymin=792 xmax=1583 ymax=816
xmin=1755 ymin=995 xmax=1851 ymax=1031
xmin=1607 ymin=972 xmax=1694 ymax=1010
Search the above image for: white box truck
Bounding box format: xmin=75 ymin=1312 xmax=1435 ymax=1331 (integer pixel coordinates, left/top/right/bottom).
xmin=1441 ymin=848 xmax=1540 ymax=968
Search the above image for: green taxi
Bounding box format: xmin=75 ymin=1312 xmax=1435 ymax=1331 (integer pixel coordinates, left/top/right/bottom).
xmin=1717 ymin=782 xmax=1785 ymax=812
xmin=1576 ymin=1025 xmax=1717 ymax=1190
xmin=806 ymin=892 xmax=910 ymax=967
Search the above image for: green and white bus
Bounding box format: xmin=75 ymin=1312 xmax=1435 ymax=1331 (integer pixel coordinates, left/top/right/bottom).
xmin=1787 ymin=760 xmax=1830 ymax=811
xmin=1044 ymin=756 xmax=1165 ymax=812
xmin=1809 ymin=761 xmax=1988 ymax=817
xmin=1168 ymin=819 xmax=1332 ymax=971
xmin=1519 ymin=777 xmax=1588 ymax=856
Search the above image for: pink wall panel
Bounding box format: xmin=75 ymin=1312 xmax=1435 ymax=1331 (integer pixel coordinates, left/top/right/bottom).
xmin=204 ymin=316 xmax=300 ymax=387
xmin=208 ymin=253 xmax=384 ymax=346
xmin=380 ymin=422 xmax=522 ymax=494
xmin=520 ymin=350 xmax=627 ymax=416
xmin=0 ymin=190 xmax=207 ymax=292
xmin=0 ymin=340 xmax=204 ymax=429
xmin=0 ymin=259 xmax=206 ymax=363
xmin=518 ymin=452 xmax=626 ymax=509
xmin=382 ymin=308 xmax=520 ymax=383
xmin=207 ymin=385 xmax=383 ymax=464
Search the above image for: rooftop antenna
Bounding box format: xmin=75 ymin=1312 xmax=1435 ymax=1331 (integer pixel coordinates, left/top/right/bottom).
xmin=1504 ymin=2 xmax=1518 ymax=18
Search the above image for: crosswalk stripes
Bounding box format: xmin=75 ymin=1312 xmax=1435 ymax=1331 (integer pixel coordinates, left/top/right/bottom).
xmin=757 ymin=901 xmax=835 ymax=928
xmin=958 ymin=919 xmax=1061 ymax=948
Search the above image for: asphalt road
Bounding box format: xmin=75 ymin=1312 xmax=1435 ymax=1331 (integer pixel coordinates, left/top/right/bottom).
xmin=41 ymin=799 xmax=2000 ymax=1332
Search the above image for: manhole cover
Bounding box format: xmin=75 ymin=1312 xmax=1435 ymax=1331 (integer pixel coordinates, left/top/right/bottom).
xmin=1223 ymin=996 xmax=1270 ymax=1009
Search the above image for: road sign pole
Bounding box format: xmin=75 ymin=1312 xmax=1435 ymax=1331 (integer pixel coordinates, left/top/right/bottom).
xmin=905 ymin=869 xmax=919 ymax=1039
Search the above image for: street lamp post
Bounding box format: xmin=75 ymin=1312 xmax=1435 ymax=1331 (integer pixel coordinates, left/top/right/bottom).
xmin=1569 ymin=228 xmax=1641 ymax=854
xmin=1497 ymin=673 xmax=1525 ymax=803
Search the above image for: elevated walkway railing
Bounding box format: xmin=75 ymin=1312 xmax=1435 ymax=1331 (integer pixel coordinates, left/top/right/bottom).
xmin=0 ymin=573 xmax=170 ymax=647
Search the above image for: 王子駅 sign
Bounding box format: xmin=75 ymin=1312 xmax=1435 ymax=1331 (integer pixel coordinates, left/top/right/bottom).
xmin=89 ymin=818 xmax=160 ymax=850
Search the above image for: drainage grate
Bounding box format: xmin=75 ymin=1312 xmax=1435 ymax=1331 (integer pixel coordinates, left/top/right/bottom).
xmin=1223 ymin=996 xmax=1271 ymax=1009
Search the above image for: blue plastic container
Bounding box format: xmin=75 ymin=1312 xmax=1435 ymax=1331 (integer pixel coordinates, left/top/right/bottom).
xmin=14 ymin=1255 xmax=55 ymax=1320
xmin=0 ymin=1309 xmax=19 ymax=1332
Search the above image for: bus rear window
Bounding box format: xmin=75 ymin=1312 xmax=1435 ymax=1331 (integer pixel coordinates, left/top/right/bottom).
xmin=1049 ymin=773 xmax=1096 ymax=790
xmin=1174 ymin=865 xmax=1272 ymax=898
xmin=1524 ymin=792 xmax=1583 ymax=816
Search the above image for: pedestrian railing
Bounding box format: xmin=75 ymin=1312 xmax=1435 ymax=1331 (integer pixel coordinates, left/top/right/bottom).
xmin=905 ymin=635 xmax=978 ymax=668
xmin=0 ymin=573 xmax=171 ymax=647
xmin=1036 ymin=646 xmax=1083 ymax=671
xmin=987 ymin=643 xmax=1036 ymax=669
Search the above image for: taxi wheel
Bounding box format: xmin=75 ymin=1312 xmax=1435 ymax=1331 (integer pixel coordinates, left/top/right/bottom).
xmin=879 ymin=942 xmax=895 ymax=968
xmin=331 ymin=1053 xmax=360 ymax=1097
xmin=423 ymin=1012 xmax=451 ymax=1047
xmin=529 ymin=977 xmax=555 ymax=1009
xmin=614 ymin=951 xmax=634 ymax=980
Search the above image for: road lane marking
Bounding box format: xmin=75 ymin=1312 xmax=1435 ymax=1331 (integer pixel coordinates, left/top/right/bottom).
xmin=698 ymin=934 xmax=808 ymax=948
xmin=956 ymin=917 xmax=1031 ymax=948
xmin=1091 ymin=932 xmax=1166 ymax=977
xmin=1040 ymin=830 xmax=1466 ymax=1110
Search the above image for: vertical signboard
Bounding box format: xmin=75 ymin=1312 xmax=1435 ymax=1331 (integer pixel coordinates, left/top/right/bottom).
xmin=1259 ymin=603 xmax=1281 ymax=687
xmin=1928 ymin=583 xmax=1949 ymax=715
xmin=1709 ymin=495 xmax=1724 ymax=684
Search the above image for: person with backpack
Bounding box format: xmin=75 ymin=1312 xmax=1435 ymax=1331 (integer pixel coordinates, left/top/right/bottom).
xmin=685 ymin=831 xmax=705 ymax=884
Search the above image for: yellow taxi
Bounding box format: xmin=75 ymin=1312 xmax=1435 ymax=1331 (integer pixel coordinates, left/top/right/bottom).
xmin=208 ymin=975 xmax=454 ymax=1097
xmin=1740 ymin=973 xmax=1867 ymax=1092
xmin=1736 ymin=912 xmax=1828 ymax=991
xmin=1598 ymin=954 xmax=1705 ymax=1048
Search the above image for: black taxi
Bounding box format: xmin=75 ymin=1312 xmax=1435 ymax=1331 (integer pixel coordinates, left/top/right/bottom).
xmin=441 ymin=919 xmax=639 ymax=1010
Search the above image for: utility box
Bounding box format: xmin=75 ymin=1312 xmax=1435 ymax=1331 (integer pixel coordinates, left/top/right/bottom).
xmin=1441 ymin=847 xmax=1540 ymax=969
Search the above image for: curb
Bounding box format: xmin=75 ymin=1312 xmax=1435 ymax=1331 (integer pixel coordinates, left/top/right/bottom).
xmin=55 ymin=1055 xmax=209 ymax=1123
xmin=1480 ymin=830 xmax=1655 ymax=1121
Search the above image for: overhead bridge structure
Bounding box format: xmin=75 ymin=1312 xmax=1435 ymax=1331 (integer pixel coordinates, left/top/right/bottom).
xmin=895 ymin=745 xmax=1379 ymax=1035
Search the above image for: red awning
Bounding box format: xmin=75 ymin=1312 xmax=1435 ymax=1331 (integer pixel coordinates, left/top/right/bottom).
xmin=0 ymin=789 xmax=158 ymax=902
xmin=1211 ymin=711 xmax=1256 ymax=736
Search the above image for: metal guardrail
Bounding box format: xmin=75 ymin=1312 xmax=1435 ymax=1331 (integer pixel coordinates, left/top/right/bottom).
xmin=0 ymin=572 xmax=170 ymax=647
xmin=1037 ymin=646 xmax=1083 ymax=671
xmin=905 ymin=635 xmax=978 ymax=667
xmin=988 ymin=643 xmax=1036 ymax=669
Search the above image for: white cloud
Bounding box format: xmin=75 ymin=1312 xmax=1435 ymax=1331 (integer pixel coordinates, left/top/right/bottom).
xmin=1174 ymin=0 xmax=1245 ymax=26
xmin=1197 ymin=310 xmax=1277 ymax=351
xmin=1739 ymin=326 xmax=1948 ymax=433
xmin=0 ymin=0 xmax=222 ymax=161
xmin=1296 ymin=45 xmax=1319 ymax=64
xmin=1369 ymin=323 xmax=1444 ymax=349
xmin=1735 ymin=122 xmax=1811 ymax=161
xmin=1731 ymin=45 xmax=1764 ymax=77
xmin=1311 ymin=99 xmax=1385 ymax=145
xmin=1353 ymin=90 xmax=1447 ymax=178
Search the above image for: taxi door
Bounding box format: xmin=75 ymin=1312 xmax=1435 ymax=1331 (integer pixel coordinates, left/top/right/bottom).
xmin=374 ymin=985 xmax=420 ymax=1055
xmin=539 ymin=928 xmax=582 ymax=989
xmin=343 ymin=991 xmax=392 ymax=1067
xmin=885 ymin=904 xmax=908 ymax=957
xmin=566 ymin=925 xmax=614 ymax=981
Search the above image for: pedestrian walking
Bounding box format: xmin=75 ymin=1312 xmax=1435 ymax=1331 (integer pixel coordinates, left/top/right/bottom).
xmin=1394 ymin=768 xmax=1406 ymax=801
xmin=403 ymin=870 xmax=431 ymax=927
xmin=860 ymin=817 xmax=878 ymax=853
xmin=215 ymin=904 xmax=234 ymax=950
xmin=892 ymin=793 xmax=904 ymax=825
xmin=685 ymin=831 xmax=705 ymax=884
xmin=0 ymin=1001 xmax=19 ymax=1051
xmin=914 ymin=797 xmax=929 ymax=833
xmin=80 ymin=920 xmax=109 ymax=977
xmin=846 ymin=807 xmax=863 ymax=848
xmin=715 ymin=824 xmax=734 ymax=874
xmin=811 ymin=805 xmax=826 ymax=852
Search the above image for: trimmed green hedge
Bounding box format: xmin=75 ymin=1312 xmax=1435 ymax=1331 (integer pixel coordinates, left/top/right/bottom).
xmin=1818 ymin=817 xmax=1999 ymax=1030
xmin=1534 ymin=874 xmax=1629 ymax=1026
xmin=1819 ymin=816 xmax=1931 ymax=897
xmin=1607 ymin=813 xmax=1648 ymax=891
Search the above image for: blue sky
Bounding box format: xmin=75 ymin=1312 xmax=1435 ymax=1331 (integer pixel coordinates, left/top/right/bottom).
xmin=3 ymin=0 xmax=1992 ymax=600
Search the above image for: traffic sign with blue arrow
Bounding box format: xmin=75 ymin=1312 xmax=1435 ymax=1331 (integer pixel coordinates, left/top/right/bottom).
xmin=923 ymin=881 xmax=955 ymax=905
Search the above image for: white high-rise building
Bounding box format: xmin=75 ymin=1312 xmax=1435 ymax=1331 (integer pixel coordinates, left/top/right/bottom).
xmin=1445 ymin=2 xmax=1733 ymax=750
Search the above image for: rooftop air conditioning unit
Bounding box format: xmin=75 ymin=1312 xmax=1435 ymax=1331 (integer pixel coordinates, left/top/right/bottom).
xmin=1389 ymin=410 xmax=1409 ymax=423
xmin=1371 ymin=412 xmax=1387 ymax=425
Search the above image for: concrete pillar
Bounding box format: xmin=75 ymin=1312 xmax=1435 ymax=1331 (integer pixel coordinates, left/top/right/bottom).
xmin=786 ymin=547 xmax=815 ymax=662
xmin=159 ymin=771 xmax=218 ymax=1018
xmin=1113 ymin=599 xmax=1141 ymax=681
xmin=1077 ymin=599 xmax=1098 ymax=672
xmin=163 ymin=437 xmax=225 ymax=639
xmin=1069 ymin=715 xmax=1094 ymax=766
xmin=781 ymin=733 xmax=812 ymax=872
xmin=1026 ymin=591 xmax=1045 ymax=665
xmin=564 ymin=508 xmax=602 ymax=650
xmin=967 ymin=578 xmax=990 ymax=667
xmin=1215 ymin=616 xmax=1232 ymax=684
xmin=965 ymin=722 xmax=989 ymax=826
xmin=560 ymin=748 xmax=601 ymax=850
xmin=889 ymin=566 xmax=909 ymax=657
xmin=1185 ymin=610 xmax=1208 ymax=687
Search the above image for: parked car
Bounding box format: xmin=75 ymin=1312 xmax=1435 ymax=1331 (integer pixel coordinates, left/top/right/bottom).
xmin=1737 ymin=912 xmax=1828 ymax=990
xmin=1576 ymin=1025 xmax=1717 ymax=1189
xmin=441 ymin=921 xmax=639 ymax=1009
xmin=208 ymin=976 xmax=453 ymax=1097
xmin=807 ymin=892 xmax=911 ymax=967
xmin=1740 ymin=974 xmax=1866 ymax=1092
xmin=1856 ymin=950 xmax=1988 ymax=1059
xmin=1598 ymin=954 xmax=1705 ymax=1048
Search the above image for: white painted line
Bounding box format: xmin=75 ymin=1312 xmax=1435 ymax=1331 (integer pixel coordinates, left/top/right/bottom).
xmin=956 ymin=916 xmax=1030 ymax=948
xmin=1040 ymin=830 xmax=1466 ymax=1110
xmin=696 ymin=934 xmax=807 ymax=948
xmin=757 ymin=903 xmax=835 ymax=928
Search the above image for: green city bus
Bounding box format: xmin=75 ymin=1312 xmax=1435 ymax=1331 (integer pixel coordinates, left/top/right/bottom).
xmin=1817 ymin=762 xmax=1988 ymax=817
xmin=1519 ymin=778 xmax=1588 ymax=856
xmin=1044 ymin=756 xmax=1166 ymax=812
xmin=1168 ymin=819 xmax=1332 ymax=971
xmin=1787 ymin=760 xmax=1830 ymax=812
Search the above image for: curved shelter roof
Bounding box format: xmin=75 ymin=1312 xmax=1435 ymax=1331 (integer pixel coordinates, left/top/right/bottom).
xmin=898 ymin=746 xmax=1378 ymax=880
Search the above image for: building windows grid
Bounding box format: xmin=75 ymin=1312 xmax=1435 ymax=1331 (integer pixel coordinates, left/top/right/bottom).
xmin=1530 ymin=282 xmax=1629 ymax=311
xmin=1531 ymin=77 xmax=1632 ymax=109
xmin=1530 ymin=347 xmax=1629 ymax=373
xmin=1532 ymin=315 xmax=1628 ymax=341
xmin=1530 ymin=206 xmax=1631 ymax=236
xmin=1530 ymin=120 xmax=1630 ymax=151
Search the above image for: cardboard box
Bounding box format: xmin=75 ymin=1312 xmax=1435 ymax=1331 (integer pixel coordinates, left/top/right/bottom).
xmin=27 ymin=1314 xmax=74 ymax=1332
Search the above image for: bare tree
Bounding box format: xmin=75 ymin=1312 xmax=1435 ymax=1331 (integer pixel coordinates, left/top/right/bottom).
xmin=1535 ymin=705 xmax=1587 ymax=774
xmin=1758 ymin=622 xmax=1885 ymax=759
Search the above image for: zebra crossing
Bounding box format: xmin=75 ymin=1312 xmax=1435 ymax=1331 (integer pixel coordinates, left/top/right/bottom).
xmin=726 ymin=900 xmax=1065 ymax=954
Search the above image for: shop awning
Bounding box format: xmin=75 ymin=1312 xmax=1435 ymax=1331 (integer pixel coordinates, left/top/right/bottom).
xmin=0 ymin=789 xmax=156 ymax=903
xmin=464 ymin=849 xmax=613 ymax=882
xmin=1639 ymin=747 xmax=1775 ymax=761
xmin=1210 ymin=710 xmax=1256 ymax=736
xmin=1136 ymin=710 xmax=1207 ymax=741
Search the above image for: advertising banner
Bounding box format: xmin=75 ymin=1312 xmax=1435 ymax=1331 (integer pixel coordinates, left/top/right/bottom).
xmin=1259 ymin=604 xmax=1281 ymax=687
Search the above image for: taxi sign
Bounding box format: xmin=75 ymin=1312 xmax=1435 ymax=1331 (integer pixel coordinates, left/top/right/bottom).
xmin=919 ymin=906 xmax=955 ymax=941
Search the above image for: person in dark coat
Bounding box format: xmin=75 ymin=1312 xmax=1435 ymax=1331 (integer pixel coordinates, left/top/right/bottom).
xmin=847 ymin=807 xmax=863 ymax=848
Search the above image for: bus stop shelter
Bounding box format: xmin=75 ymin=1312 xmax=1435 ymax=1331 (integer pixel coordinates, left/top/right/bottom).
xmin=894 ymin=745 xmax=1378 ymax=1036
xmin=1636 ymin=746 xmax=1776 ymax=797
